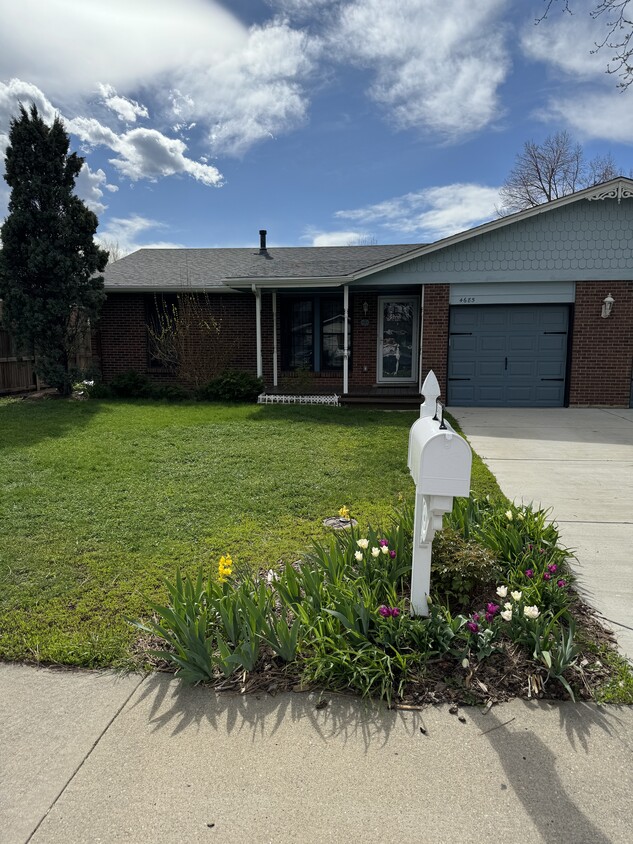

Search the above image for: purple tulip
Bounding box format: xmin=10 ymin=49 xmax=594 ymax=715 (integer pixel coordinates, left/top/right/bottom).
xmin=525 ymin=569 xmax=534 ymax=579
xmin=466 ymin=621 xmax=479 ymax=633
xmin=379 ymin=605 xmax=390 ymax=617
xmin=557 ymin=579 xmax=567 ymax=588
xmin=543 ymin=573 xmax=551 ymax=581
xmin=548 ymin=563 xmax=558 ymax=573
xmin=391 ymin=607 xmax=400 ymax=618
xmin=486 ymin=603 xmax=500 ymax=615
xmin=389 ymin=550 xmax=396 ymax=558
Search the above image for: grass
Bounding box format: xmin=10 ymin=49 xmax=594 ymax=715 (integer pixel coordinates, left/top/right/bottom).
xmin=4 ymin=398 xmax=496 ymax=668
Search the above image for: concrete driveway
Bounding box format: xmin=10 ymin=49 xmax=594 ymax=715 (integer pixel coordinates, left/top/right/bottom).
xmin=450 ymin=407 xmax=633 ymax=660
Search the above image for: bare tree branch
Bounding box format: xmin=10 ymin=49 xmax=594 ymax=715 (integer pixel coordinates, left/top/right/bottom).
xmin=499 ymin=130 xmax=620 ymax=214
xmin=539 ymin=0 xmax=633 ymax=88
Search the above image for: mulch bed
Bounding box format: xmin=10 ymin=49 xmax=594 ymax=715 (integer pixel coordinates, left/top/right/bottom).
xmin=131 ymin=592 xmax=620 ymax=709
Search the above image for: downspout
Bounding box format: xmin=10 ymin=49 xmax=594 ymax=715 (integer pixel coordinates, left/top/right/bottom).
xmin=418 ymin=284 xmax=425 ymax=393
xmin=252 ymin=283 xmax=263 ymax=379
xmin=272 ymin=289 xmax=278 ymax=388
xmin=343 ymin=284 xmax=349 ymax=395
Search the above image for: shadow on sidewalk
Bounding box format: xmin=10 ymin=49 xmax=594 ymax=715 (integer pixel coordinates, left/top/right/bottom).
xmin=131 ymin=673 xmax=424 ymax=750
xmin=481 ymin=700 xmax=629 ymax=844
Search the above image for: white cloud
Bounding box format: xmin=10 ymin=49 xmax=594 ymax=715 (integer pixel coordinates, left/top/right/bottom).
xmin=0 ymin=77 xmax=60 ymax=157
xmin=304 ymin=229 xmax=370 ymax=246
xmin=97 ymin=214 xmax=184 ymax=256
xmin=329 ymin=0 xmax=509 ymax=139
xmin=98 ymin=84 xmax=149 ymax=123
xmin=521 ymin=0 xmax=613 ymax=81
xmin=0 ymin=0 xmax=246 ymax=102
xmin=336 ymin=183 xmax=501 ymax=241
xmin=540 ymin=91 xmax=633 ymax=143
xmin=75 ymin=163 xmax=118 ymax=215
xmin=0 ymin=81 xmax=225 ymax=188
xmin=0 ymin=3 xmax=316 ymax=159
xmin=520 ymin=2 xmax=633 ymax=146
xmin=169 ymin=21 xmax=317 ymax=155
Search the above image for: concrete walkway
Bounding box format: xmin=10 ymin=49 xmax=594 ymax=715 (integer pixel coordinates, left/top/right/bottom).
xmin=451 ymin=407 xmax=633 ymax=660
xmin=1 ymin=663 xmax=632 ymax=844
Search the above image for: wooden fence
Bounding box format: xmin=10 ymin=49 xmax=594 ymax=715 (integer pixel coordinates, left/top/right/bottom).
xmin=0 ymin=328 xmax=37 ymax=394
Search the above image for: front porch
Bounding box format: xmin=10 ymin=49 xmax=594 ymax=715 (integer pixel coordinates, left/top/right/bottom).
xmin=254 ymin=286 xmax=449 ymax=405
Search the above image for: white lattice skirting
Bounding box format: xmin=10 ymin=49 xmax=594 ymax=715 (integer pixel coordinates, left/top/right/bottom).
xmin=257 ymin=393 xmax=340 ymax=406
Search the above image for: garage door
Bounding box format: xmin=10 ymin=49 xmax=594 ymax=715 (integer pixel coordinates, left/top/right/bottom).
xmin=447 ymin=305 xmax=569 ymax=407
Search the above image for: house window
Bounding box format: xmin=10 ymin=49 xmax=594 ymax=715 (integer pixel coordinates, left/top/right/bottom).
xmin=280 ymin=294 xmax=349 ymax=372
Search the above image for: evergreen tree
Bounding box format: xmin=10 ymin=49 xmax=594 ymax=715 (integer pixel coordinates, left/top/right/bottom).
xmin=0 ymin=104 xmax=108 ymax=394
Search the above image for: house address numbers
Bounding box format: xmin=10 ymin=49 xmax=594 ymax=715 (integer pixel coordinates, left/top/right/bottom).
xmin=458 ymin=296 xmax=476 ymax=304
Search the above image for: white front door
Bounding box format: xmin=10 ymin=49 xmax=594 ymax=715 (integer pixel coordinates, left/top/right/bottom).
xmin=377 ymin=296 xmax=419 ymax=383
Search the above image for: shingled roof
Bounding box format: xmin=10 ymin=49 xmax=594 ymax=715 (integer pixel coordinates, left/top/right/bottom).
xmin=103 ymin=244 xmax=422 ymax=291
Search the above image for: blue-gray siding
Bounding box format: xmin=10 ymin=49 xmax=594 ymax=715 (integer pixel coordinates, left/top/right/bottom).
xmin=357 ymin=198 xmax=633 ymax=286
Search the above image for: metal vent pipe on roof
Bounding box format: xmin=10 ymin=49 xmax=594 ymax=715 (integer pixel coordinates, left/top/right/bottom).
xmin=259 ymin=229 xmax=267 ymax=254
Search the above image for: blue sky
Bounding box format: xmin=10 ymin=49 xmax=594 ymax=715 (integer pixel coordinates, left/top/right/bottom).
xmin=1 ymin=0 xmax=631 ymax=254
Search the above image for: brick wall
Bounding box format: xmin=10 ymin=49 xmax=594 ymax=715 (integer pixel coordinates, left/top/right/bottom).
xmin=96 ymin=287 xmax=454 ymax=397
xmin=569 ymin=281 xmax=633 ymax=406
xmin=421 ymin=284 xmax=449 ymax=399
xmin=95 ymin=292 xmax=257 ymax=385
xmin=351 ymin=292 xmax=378 ymax=387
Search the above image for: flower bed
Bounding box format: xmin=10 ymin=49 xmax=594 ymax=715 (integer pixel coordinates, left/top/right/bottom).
xmin=134 ymin=497 xmax=629 ymax=706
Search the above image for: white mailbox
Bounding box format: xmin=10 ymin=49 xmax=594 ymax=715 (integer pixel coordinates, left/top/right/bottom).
xmin=407 ymin=371 xmax=472 ymax=616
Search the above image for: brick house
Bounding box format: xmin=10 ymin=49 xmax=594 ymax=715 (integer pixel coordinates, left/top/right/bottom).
xmin=96 ymin=177 xmax=633 ymax=408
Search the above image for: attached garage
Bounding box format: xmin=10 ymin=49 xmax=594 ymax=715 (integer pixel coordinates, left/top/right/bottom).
xmin=447 ymin=304 xmax=569 ymax=407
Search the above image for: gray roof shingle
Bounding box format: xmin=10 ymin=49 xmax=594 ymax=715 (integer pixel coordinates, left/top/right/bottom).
xmin=103 ymin=244 xmax=422 ymax=290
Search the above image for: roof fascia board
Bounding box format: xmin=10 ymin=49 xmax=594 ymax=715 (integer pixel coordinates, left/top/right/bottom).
xmin=227 ymin=277 xmax=346 ymax=289
xmin=104 ymin=285 xmax=244 ymax=294
xmin=351 ymin=177 xmax=633 ymax=281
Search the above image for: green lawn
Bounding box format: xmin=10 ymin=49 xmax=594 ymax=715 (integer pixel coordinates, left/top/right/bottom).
xmin=0 ymin=398 xmax=501 ymax=668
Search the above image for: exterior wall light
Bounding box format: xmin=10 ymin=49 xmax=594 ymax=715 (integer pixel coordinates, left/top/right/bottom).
xmin=601 ymin=293 xmax=615 ymax=319
xmin=362 ymin=301 xmax=369 ymax=315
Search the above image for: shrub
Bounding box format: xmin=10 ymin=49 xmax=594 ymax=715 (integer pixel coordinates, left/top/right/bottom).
xmin=431 ymin=526 xmax=501 ymax=607
xmin=153 ymin=384 xmax=191 ymax=402
xmin=80 ymin=380 xmax=112 ymax=399
xmin=109 ymin=369 xmax=155 ymax=398
xmin=196 ymin=371 xmax=263 ymax=403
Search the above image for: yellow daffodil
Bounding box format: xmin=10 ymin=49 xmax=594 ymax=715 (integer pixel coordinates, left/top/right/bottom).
xmin=338 ymin=505 xmax=350 ymax=520
xmin=218 ymin=554 xmax=233 ymax=583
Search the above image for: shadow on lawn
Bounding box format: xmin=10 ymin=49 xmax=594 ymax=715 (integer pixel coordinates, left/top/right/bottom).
xmin=247 ymin=403 xmax=417 ymax=428
xmin=0 ymin=397 xmax=105 ymax=451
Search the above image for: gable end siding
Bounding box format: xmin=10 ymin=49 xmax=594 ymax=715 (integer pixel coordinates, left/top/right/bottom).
xmin=361 ymin=199 xmax=633 ymax=286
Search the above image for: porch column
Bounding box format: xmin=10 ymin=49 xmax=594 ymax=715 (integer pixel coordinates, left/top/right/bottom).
xmin=272 ymin=289 xmax=278 ymax=387
xmin=343 ymin=284 xmax=349 ymax=395
xmin=252 ymin=284 xmax=263 ymax=378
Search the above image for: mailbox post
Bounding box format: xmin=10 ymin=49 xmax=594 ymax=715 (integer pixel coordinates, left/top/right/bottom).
xmin=407 ymin=371 xmax=472 ymax=616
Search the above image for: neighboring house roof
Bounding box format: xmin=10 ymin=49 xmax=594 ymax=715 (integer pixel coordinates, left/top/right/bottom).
xmin=103 ymin=176 xmax=633 ymax=292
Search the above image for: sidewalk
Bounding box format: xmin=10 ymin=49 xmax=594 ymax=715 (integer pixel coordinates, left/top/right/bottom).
xmin=1 ymin=663 xmax=632 ymax=844
xmin=451 ymin=407 xmax=633 ymax=660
